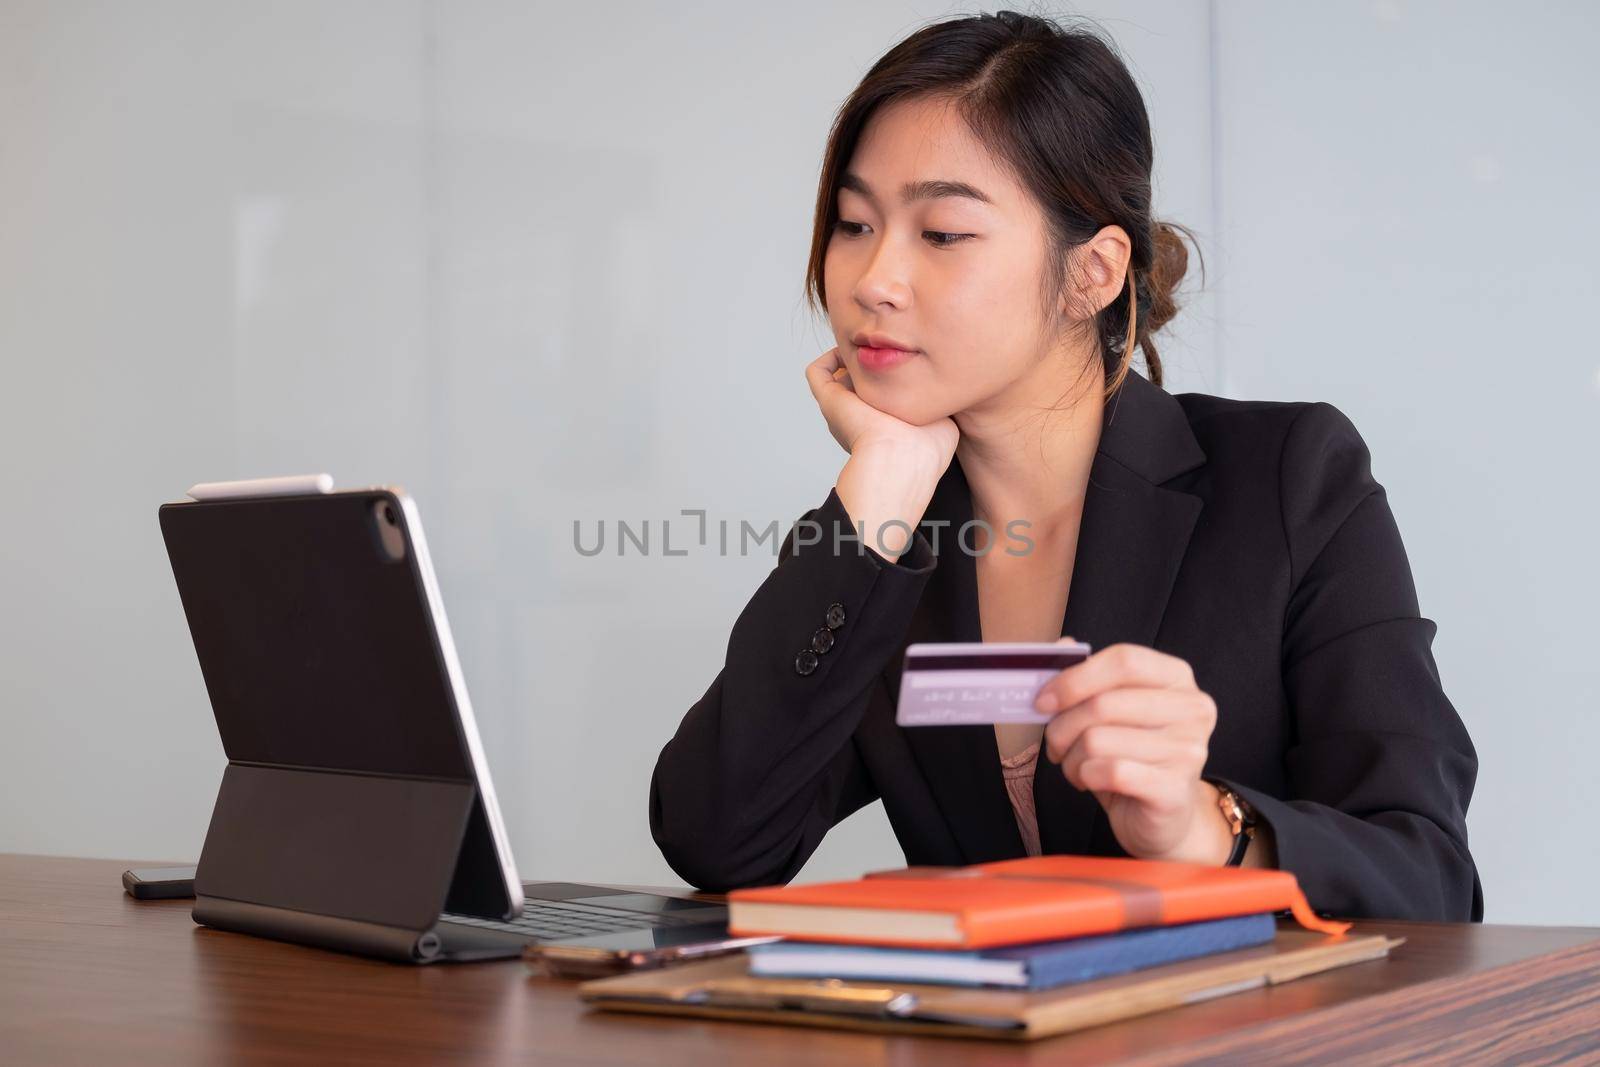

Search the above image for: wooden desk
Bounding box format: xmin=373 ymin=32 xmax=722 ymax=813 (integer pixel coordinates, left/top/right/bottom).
xmin=1 ymin=854 xmax=1596 ymax=1064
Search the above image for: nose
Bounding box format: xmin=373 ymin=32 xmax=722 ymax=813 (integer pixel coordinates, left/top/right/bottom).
xmin=851 ymin=231 xmax=913 ymax=311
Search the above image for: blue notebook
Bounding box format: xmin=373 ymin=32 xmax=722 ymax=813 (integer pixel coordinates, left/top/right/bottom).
xmin=746 ymin=912 xmax=1277 ymax=990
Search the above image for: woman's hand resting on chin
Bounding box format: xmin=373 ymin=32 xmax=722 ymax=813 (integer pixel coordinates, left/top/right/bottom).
xmin=804 ymin=346 xmax=957 ymax=562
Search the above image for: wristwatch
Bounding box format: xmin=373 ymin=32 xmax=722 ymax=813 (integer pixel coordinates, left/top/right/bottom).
xmin=1210 ymin=780 xmax=1258 ymax=866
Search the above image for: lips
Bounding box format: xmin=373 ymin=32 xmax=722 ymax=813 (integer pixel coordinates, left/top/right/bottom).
xmin=852 ymin=332 xmax=919 ymax=372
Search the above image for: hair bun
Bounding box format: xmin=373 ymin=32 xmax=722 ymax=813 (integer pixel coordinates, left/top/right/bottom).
xmin=1141 ymin=219 xmax=1193 ymax=337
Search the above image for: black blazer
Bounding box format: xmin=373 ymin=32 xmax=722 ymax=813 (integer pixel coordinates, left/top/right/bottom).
xmin=650 ymin=368 xmax=1483 ymax=921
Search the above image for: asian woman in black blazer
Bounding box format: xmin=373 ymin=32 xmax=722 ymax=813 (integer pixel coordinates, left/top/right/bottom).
xmin=650 ymin=12 xmax=1482 ymax=922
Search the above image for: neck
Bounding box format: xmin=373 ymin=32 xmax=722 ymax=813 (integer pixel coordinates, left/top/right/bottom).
xmin=953 ymin=354 xmax=1106 ymax=539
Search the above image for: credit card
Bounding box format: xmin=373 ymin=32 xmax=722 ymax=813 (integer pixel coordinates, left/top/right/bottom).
xmin=895 ymin=641 xmax=1092 ymax=726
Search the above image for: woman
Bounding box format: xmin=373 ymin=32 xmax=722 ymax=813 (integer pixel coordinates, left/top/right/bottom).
xmin=650 ymin=11 xmax=1481 ymax=921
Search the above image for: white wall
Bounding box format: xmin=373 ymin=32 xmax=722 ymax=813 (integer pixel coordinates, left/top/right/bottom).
xmin=0 ymin=0 xmax=1592 ymax=924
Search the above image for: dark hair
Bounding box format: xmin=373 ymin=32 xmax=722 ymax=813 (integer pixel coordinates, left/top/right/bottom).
xmin=804 ymin=9 xmax=1201 ymax=399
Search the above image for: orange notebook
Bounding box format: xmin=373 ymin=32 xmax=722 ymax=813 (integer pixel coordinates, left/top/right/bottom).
xmin=727 ymin=855 xmax=1349 ymax=949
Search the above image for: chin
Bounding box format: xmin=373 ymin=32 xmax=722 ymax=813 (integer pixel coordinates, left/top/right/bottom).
xmin=855 ymin=386 xmax=949 ymax=427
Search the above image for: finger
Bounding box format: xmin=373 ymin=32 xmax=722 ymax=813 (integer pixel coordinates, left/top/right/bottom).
xmin=1057 ymin=724 xmax=1205 ymax=789
xmin=1074 ymin=757 xmax=1190 ymax=812
xmin=804 ymin=347 xmax=845 ymax=401
xmin=1034 ymin=643 xmax=1196 ymax=714
xmin=1043 ymin=688 xmax=1215 ymax=762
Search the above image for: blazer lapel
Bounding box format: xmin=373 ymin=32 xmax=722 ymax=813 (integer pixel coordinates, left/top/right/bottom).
xmin=898 ymin=368 xmax=1207 ymax=863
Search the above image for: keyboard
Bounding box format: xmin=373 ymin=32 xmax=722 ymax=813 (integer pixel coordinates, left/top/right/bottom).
xmin=441 ymin=897 xmax=718 ymax=942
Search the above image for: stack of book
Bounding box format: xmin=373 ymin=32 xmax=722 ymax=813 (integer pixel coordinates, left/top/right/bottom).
xmin=579 ymin=855 xmax=1399 ymax=1041
xmin=728 ymin=854 xmax=1349 ymax=991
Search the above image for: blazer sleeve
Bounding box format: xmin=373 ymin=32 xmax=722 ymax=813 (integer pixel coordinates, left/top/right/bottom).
xmin=1212 ymin=402 xmax=1484 ymax=922
xmin=649 ymin=485 xmax=938 ymax=892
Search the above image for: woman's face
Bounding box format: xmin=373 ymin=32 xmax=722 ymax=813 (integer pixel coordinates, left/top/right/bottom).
xmin=824 ymin=94 xmax=1078 ymax=426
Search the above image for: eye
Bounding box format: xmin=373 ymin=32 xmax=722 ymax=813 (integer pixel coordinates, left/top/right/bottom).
xmin=833 ymin=219 xmax=869 ymax=237
xmin=923 ymin=230 xmax=974 ymax=248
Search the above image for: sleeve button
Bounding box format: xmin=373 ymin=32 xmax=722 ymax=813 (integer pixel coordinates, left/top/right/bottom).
xmin=794 ymin=649 xmax=820 ymax=676
xmin=810 ymin=627 xmax=835 ymax=654
xmin=825 ymin=603 xmax=846 ymax=630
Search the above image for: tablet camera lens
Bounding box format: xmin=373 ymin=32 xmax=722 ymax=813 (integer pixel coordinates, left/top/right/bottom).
xmin=371 ymin=499 xmax=407 ymax=561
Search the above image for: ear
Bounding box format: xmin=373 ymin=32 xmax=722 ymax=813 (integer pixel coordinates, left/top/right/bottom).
xmin=1059 ymin=224 xmax=1133 ymax=319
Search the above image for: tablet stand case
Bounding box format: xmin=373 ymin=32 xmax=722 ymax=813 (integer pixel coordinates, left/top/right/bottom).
xmin=160 ymin=485 xmax=525 ymax=964
xmin=191 ymin=764 xmax=524 ymax=963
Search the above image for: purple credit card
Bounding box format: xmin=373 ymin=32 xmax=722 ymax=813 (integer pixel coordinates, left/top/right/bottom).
xmin=895 ymin=641 xmax=1093 ymax=726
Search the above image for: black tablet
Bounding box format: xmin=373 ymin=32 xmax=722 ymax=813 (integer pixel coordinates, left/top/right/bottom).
xmin=159 ymin=475 xmax=523 ymax=961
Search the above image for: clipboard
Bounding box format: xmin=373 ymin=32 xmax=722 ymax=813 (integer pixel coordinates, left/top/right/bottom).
xmin=578 ymin=926 xmax=1403 ymax=1041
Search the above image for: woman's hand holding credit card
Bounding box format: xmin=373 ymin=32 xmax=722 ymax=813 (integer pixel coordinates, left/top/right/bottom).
xmin=898 ymin=639 xmax=1240 ymax=865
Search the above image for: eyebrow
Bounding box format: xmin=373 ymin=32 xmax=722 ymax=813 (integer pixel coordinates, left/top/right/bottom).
xmin=839 ymin=171 xmax=993 ymax=206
